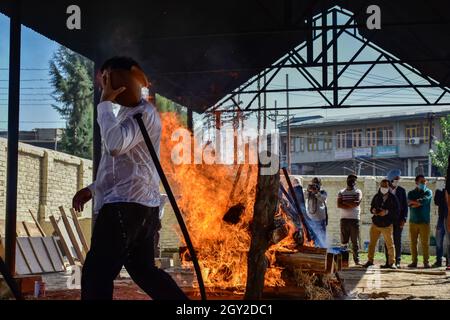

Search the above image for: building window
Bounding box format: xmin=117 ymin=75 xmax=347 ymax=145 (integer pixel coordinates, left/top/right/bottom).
xmin=405 ymin=123 xmax=434 ymax=144
xmin=290 ymin=138 xmax=295 ymax=152
xmin=293 ymin=136 xmax=304 ymax=152
xmin=366 ymin=126 xmax=394 ymax=146
xmin=307 ymin=133 xmax=318 ymax=151
xmin=384 ymin=127 xmax=394 ymax=145
xmin=366 ymin=128 xmax=377 ymax=147
xmin=324 ymin=132 xmax=332 ymax=150
xmin=337 ymin=130 xmax=356 ymax=149
xmin=353 ymin=129 xmax=362 ymax=147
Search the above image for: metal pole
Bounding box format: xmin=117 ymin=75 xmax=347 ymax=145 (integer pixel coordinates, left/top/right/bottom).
xmin=5 ymin=0 xmax=21 ymax=274
xmin=187 ymin=108 xmax=194 ymax=132
xmin=92 ymin=61 xmax=102 ymax=230
xmin=133 ymin=113 xmax=206 ymax=300
xmin=286 ymin=74 xmax=291 ymax=172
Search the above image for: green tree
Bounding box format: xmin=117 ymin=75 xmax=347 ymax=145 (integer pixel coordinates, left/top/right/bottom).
xmin=430 ymin=115 xmax=450 ymax=175
xmin=155 ymin=94 xmax=187 ymax=125
xmin=49 ymin=46 xmax=94 ymax=159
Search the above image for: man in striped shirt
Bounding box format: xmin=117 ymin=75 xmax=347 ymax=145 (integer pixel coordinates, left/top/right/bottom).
xmin=337 ymin=174 xmax=363 ymax=265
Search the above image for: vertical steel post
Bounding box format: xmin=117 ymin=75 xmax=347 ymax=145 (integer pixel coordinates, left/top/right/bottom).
xmin=332 ymin=9 xmax=338 ymax=107
xmin=322 ymin=10 xmax=328 ymax=89
xmin=5 ymin=0 xmax=22 ymax=274
xmin=92 ymin=61 xmax=102 ymax=230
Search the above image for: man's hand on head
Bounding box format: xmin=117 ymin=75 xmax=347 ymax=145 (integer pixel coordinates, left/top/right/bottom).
xmin=72 ymin=187 xmax=92 ymax=212
xmin=100 ymin=70 xmax=127 ymax=103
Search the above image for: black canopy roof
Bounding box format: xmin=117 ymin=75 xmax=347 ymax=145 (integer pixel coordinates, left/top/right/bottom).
xmin=1 ymin=0 xmax=449 ymax=113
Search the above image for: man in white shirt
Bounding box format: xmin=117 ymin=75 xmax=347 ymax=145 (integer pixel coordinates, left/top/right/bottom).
xmin=337 ymin=174 xmax=363 ymax=265
xmin=72 ymin=57 xmax=187 ymax=300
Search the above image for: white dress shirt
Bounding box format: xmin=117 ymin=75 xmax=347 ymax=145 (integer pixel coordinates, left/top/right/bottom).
xmin=88 ymin=99 xmax=161 ymax=213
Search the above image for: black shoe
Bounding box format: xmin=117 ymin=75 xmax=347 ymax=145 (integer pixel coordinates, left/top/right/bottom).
xmin=380 ymin=264 xmax=390 ymax=269
xmin=408 ymin=262 xmax=417 ymax=268
xmin=424 ymin=263 xmax=431 ymax=269
xmin=363 ymin=261 xmax=374 ymax=268
xmin=431 ymin=261 xmax=442 ymax=268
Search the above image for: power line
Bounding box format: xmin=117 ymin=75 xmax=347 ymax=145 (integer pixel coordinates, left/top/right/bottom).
xmin=0 ymin=79 xmax=52 ymax=82
xmin=0 ymin=121 xmax=65 ymax=123
xmin=0 ymin=87 xmax=53 ymax=90
xmin=0 ymin=68 xmax=49 ymax=71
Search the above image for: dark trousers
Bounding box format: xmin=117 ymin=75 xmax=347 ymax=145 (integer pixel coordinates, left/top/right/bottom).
xmin=340 ymin=218 xmax=360 ymax=263
xmin=81 ymin=202 xmax=188 ymax=300
xmin=385 ymin=222 xmax=403 ymax=264
xmin=435 ymin=218 xmax=447 ymax=263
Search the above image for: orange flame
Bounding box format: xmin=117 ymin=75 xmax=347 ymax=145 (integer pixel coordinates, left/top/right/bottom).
xmin=159 ymin=112 xmax=311 ymax=290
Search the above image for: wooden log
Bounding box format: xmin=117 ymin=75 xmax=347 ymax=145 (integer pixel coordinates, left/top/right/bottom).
xmin=275 ymin=251 xmax=328 ymax=273
xmin=244 ymin=162 xmax=280 ymax=300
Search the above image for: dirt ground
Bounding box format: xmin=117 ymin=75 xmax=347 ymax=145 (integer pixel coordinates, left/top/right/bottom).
xmin=340 ymin=262 xmax=450 ymax=300
xmin=7 ymin=264 xmax=449 ymax=300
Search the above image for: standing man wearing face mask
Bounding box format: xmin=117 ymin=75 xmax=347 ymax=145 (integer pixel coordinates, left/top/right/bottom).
xmin=364 ymin=179 xmax=398 ymax=269
xmin=407 ymin=174 xmax=433 ymax=268
xmin=337 ymin=174 xmax=362 ymax=265
xmin=384 ymin=169 xmax=408 ymax=268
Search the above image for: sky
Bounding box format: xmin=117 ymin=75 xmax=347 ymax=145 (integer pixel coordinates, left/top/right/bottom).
xmin=1 ymin=8 xmax=449 ymax=133
xmin=0 ymin=13 xmax=63 ymax=131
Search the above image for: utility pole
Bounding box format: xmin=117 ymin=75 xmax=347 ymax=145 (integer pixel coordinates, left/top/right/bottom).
xmin=428 ymin=112 xmax=434 ymax=177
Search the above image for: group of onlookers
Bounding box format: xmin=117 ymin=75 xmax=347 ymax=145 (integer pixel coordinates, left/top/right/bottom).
xmin=303 ymin=170 xmax=450 ymax=270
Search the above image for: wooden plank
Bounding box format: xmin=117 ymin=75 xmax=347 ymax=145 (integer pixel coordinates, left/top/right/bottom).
xmin=49 ymin=215 xmax=75 ymax=265
xmin=326 ymin=253 xmax=335 ymax=274
xmin=336 ymin=254 xmax=343 ymax=271
xmin=15 ymin=241 xmax=32 ymax=275
xmin=59 ymin=206 xmax=84 ymax=264
xmin=22 ymin=221 xmax=42 ymax=237
xmin=29 ymin=237 xmax=55 ymax=273
xmin=276 ymin=251 xmax=327 ymax=272
xmin=16 ymin=223 xmax=28 ymax=237
xmin=28 ymin=209 xmax=46 ymax=236
xmin=69 ymin=208 xmax=89 ymax=254
xmin=16 ymin=237 xmax=43 ymax=274
xmin=42 ymin=237 xmax=65 ymax=272
xmin=298 ymin=246 xmax=328 ymax=255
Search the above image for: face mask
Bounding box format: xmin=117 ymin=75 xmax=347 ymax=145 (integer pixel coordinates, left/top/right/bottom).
xmin=380 ymin=187 xmax=389 ymax=195
xmin=391 ymin=180 xmax=399 ymax=187
xmin=418 ymin=183 xmax=426 ymax=190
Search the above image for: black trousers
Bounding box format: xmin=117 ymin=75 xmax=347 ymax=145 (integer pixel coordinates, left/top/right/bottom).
xmin=81 ymin=202 xmax=188 ymax=300
xmin=340 ymin=218 xmax=360 ymax=263
xmin=385 ymin=222 xmax=403 ymax=264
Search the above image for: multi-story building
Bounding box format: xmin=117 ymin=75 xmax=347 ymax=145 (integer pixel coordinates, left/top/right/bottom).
xmin=0 ymin=128 xmax=63 ymax=150
xmin=280 ymin=108 xmax=450 ymax=176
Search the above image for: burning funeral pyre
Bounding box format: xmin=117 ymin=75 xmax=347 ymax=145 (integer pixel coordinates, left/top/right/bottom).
xmin=160 ymin=112 xmax=346 ymax=298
